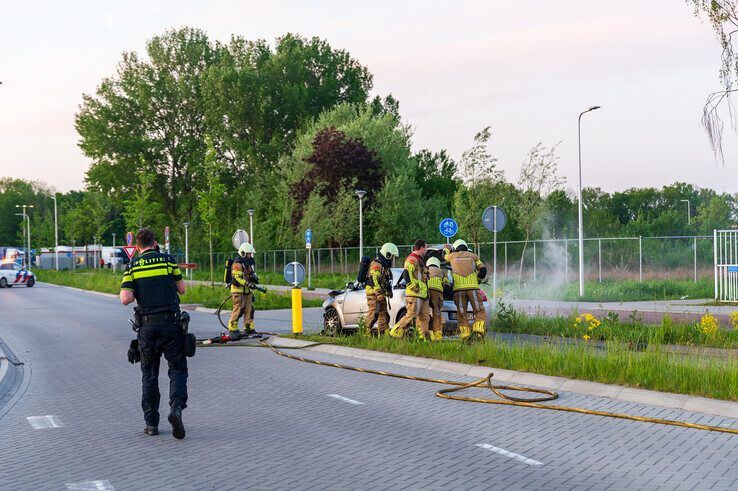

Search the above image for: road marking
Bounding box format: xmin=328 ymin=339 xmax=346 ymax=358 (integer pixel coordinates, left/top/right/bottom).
xmin=26 ymin=415 xmax=63 ymax=429
xmin=476 ymin=443 xmax=543 ymax=466
xmin=327 ymin=394 xmax=364 ymax=405
xmin=65 ymin=479 xmax=115 ymax=490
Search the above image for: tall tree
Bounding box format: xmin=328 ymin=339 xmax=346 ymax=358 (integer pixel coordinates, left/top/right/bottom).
xmin=76 ymin=27 xmax=217 ymax=226
xmin=458 ymin=127 xmax=502 ymax=185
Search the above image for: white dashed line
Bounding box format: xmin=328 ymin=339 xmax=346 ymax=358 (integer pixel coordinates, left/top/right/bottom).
xmin=476 ymin=443 xmax=543 ymax=466
xmin=26 ymin=415 xmax=63 ymax=429
xmin=65 ymin=479 xmax=115 ymax=490
xmin=327 ymin=394 xmax=364 ymax=405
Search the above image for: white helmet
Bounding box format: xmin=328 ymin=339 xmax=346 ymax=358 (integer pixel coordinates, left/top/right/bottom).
xmin=379 ymin=242 xmax=399 ymax=259
xmin=426 ymin=257 xmax=441 ymax=268
xmin=453 ymin=239 xmax=468 ymax=250
xmin=238 ymin=242 xmax=256 ymax=257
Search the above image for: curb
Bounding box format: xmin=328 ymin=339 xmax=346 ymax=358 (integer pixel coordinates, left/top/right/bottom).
xmin=0 ymin=349 xmax=8 ymax=388
xmin=270 ymin=336 xmax=738 ymax=420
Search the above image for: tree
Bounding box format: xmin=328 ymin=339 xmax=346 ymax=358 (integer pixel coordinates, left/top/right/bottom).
xmin=77 ymin=27 xmax=217 ymax=226
xmin=693 ymin=194 xmax=736 ymax=234
xmin=689 ymin=1 xmax=738 ymax=162
xmin=123 ymin=170 xmax=162 ymax=231
xmin=197 ymin=136 xmax=228 ymax=285
xmin=453 ymin=180 xmax=521 ymax=250
xmin=458 ymin=127 xmax=502 ymax=185
xmin=515 ymin=142 xmax=564 ymax=281
xmin=411 ymin=149 xmax=460 ymax=213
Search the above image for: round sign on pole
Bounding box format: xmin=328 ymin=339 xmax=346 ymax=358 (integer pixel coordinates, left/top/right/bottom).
xmin=482 ymin=206 xmax=507 ymax=233
xmin=439 ymin=218 xmax=459 ymax=238
xmin=284 ymin=262 xmax=306 ymax=286
xmin=231 ymin=229 xmax=250 ymax=250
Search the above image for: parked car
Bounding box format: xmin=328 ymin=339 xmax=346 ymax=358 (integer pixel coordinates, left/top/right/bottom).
xmin=0 ymin=262 xmax=36 ymax=288
xmin=322 ymin=247 xmax=492 ymax=336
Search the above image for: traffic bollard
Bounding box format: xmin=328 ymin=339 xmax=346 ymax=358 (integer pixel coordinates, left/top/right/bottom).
xmin=292 ymin=286 xmax=303 ymax=335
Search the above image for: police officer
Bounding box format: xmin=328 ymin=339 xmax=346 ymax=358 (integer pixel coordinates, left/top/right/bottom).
xmin=365 ymin=242 xmax=399 ymax=335
xmin=120 ymin=228 xmax=188 ymax=439
xmin=228 ymin=242 xmax=258 ymax=340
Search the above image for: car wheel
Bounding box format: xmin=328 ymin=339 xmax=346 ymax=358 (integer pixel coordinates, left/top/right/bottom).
xmin=322 ymin=308 xmax=342 ymax=337
xmin=26 ymin=277 xmax=35 ymax=288
xmin=0 ymin=277 xmax=6 ymax=288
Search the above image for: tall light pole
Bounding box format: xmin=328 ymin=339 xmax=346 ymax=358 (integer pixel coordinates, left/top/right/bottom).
xmin=577 ymin=105 xmax=600 ymax=297
xmin=51 ymin=195 xmax=59 ymax=270
xmin=183 ymin=222 xmax=190 ymax=279
xmin=112 ymin=233 xmax=116 ymax=272
xmin=15 ymin=204 xmax=33 ymax=269
xmin=680 ymin=199 xmax=691 ymax=224
xmin=355 ymin=190 xmax=366 ymax=258
xmin=247 ymin=209 xmax=255 ymax=244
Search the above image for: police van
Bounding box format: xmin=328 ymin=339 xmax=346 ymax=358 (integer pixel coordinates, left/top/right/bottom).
xmin=0 ymin=261 xmax=36 ymax=288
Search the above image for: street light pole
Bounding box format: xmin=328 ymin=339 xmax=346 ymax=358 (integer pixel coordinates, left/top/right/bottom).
xmin=183 ymin=222 xmax=190 ymax=279
xmin=51 ymin=195 xmax=59 ymax=271
xmin=577 ymin=105 xmax=600 ymax=297
xmin=680 ymin=199 xmax=691 ymax=224
xmin=112 ymin=233 xmax=116 ymax=272
xmin=247 ymin=209 xmax=255 ymax=244
xmin=355 ymin=190 xmax=366 ymax=258
xmin=15 ymin=204 xmax=34 ymax=269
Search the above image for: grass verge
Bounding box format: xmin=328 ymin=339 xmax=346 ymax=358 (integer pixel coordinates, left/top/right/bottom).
xmin=299 ymin=334 xmax=738 ymax=401
xmin=38 ymin=270 xmax=323 ymax=309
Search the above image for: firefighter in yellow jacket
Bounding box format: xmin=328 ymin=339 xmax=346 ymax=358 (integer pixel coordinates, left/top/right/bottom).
xmin=365 ymin=243 xmax=399 ymax=335
xmin=389 ymin=240 xmax=430 ymax=340
xmin=444 ymin=239 xmax=487 ymax=341
xmin=228 ymin=242 xmax=258 ymax=341
xmin=426 ymin=256 xmax=449 ymax=341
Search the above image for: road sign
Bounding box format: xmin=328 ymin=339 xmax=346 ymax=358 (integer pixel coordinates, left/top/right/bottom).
xmin=66 ymin=252 xmax=72 ymax=258
xmin=178 ymin=263 xmax=198 ymax=269
xmin=729 ymin=265 xmax=738 ymax=273
xmin=232 ymin=229 xmax=250 ymax=250
xmin=123 ymin=245 xmax=137 ymax=260
xmin=126 ymin=232 xmax=134 ymax=246
xmin=439 ymin=218 xmax=458 ymax=238
xmin=305 ymin=228 xmax=312 ymax=245
xmin=482 ymin=206 xmax=507 ymax=233
xmin=284 ymin=262 xmax=306 ymax=286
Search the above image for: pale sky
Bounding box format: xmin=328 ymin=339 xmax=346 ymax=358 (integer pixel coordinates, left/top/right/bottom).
xmin=1 ymin=0 xmax=736 ymax=194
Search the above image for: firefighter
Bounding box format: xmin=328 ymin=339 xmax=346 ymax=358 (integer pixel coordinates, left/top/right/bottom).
xmin=426 ymin=256 xmax=449 ymax=341
xmin=389 ymin=239 xmax=430 ymax=340
xmin=228 ymin=242 xmax=258 ymax=340
xmin=444 ymin=239 xmax=487 ymax=341
xmin=365 ymin=242 xmax=399 ymax=335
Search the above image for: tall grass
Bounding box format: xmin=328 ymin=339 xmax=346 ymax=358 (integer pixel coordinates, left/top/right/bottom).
xmin=301 ymin=334 xmax=738 ymax=401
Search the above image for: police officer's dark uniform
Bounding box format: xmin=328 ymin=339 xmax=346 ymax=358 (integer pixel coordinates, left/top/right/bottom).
xmin=121 ymin=247 xmax=188 ymax=439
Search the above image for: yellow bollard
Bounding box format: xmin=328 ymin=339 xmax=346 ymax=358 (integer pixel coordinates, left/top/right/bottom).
xmin=291 ymin=287 xmax=303 ymax=335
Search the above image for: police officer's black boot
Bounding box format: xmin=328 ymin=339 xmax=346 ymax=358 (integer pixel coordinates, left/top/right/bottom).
xmin=168 ymin=404 xmax=185 ymax=440
xmin=144 ymin=425 xmax=159 ymax=436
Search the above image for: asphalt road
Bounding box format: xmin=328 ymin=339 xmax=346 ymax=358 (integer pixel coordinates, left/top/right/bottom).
xmin=1 ymin=283 xmax=737 ymax=489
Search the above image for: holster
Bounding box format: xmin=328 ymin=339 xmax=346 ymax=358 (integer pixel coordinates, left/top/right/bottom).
xmin=178 ymin=311 xmax=196 ymax=358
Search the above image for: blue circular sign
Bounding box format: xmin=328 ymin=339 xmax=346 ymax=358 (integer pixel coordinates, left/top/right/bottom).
xmin=439 ymin=218 xmax=458 ymax=238
xmin=284 ymin=262 xmax=306 ymax=285
xmin=66 ymin=252 xmax=72 ymax=257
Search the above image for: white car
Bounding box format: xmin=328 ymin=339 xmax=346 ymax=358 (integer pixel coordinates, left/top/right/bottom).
xmin=322 ymin=265 xmax=492 ymax=337
xmin=0 ymin=262 xmax=36 ymax=288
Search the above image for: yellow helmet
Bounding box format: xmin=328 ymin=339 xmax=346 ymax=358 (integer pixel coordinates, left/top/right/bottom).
xmin=426 ymin=257 xmax=441 ymax=268
xmin=238 ymin=242 xmax=255 ymax=257
xmin=379 ymin=242 xmax=399 ymax=259
xmin=452 ymin=239 xmax=468 ymax=250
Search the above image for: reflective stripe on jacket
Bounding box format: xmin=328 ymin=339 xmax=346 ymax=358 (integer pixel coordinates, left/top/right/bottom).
xmin=444 ymin=248 xmax=483 ymax=291
xmin=230 ymin=260 xmax=252 ymax=294
xmin=427 ymin=266 xmax=448 ymax=292
xmin=404 ymin=253 xmax=428 ymax=299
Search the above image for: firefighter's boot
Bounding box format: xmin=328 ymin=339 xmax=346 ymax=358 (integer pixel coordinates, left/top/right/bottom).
xmin=459 ymin=325 xmax=471 ymax=341
xmin=431 ymin=330 xmax=443 ymax=341
xmin=388 ymin=326 xmax=404 ymax=339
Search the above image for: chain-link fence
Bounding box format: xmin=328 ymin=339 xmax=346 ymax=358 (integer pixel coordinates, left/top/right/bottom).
xmin=40 ymin=235 xmax=716 ymax=284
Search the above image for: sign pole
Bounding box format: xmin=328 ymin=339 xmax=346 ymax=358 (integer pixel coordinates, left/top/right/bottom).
xmin=493 ymin=206 xmax=497 ymax=311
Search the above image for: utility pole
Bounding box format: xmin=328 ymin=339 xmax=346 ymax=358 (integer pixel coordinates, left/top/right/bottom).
xmin=577 ymin=105 xmax=601 ymax=297
xmin=355 ymin=190 xmax=366 ymax=258
xmin=15 ymin=204 xmax=34 ymax=269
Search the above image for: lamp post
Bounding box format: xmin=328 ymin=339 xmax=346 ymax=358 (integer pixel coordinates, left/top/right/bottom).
xmin=15 ymin=204 xmax=33 ymax=269
xmin=112 ymin=233 xmax=116 ymax=272
xmin=577 ymin=105 xmax=601 ymax=297
xmin=51 ymin=195 xmax=59 ymax=270
xmin=680 ymin=199 xmax=691 ymax=224
xmin=247 ymin=209 xmax=255 ymax=244
xmin=355 ymin=190 xmax=366 ymax=258
xmin=183 ymin=222 xmax=190 ymax=279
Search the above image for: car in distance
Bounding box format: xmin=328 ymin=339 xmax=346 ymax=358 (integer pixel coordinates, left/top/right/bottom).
xmin=0 ymin=262 xmax=36 ymax=288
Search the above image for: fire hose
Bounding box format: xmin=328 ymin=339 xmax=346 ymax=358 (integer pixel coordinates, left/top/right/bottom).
xmin=196 ymin=334 xmax=738 ymax=435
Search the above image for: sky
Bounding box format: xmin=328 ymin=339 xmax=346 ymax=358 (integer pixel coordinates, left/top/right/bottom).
xmin=0 ymin=0 xmax=736 ymax=194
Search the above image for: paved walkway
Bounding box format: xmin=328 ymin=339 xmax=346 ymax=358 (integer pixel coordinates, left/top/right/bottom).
xmin=1 ymin=283 xmax=737 ymax=488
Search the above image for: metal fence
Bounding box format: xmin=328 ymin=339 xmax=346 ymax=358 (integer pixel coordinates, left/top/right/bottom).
xmin=715 ymin=230 xmax=738 ymax=302
xmin=169 ymin=235 xmax=717 ymax=284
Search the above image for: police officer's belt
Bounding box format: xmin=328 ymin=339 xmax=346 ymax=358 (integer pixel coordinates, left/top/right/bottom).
xmin=140 ymin=312 xmax=180 ymax=324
